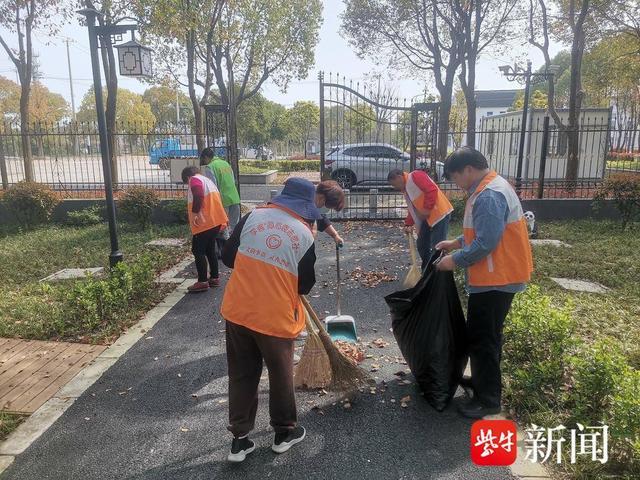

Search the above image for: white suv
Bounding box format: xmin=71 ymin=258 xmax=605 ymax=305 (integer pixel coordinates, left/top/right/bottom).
xmin=325 ymin=143 xmax=443 ymax=189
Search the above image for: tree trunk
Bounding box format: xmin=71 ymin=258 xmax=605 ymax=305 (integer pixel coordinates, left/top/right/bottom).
xmin=437 ymin=94 xmax=452 ymax=163
xmin=19 ymin=83 xmax=33 ymax=181
xmin=463 ymin=60 xmax=477 ymax=149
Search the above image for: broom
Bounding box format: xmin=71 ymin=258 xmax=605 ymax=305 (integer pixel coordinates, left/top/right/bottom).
xmin=300 ymin=295 xmax=370 ymax=390
xmin=403 ymin=232 xmax=421 ymax=289
xmin=294 ymin=307 xmax=332 ymax=389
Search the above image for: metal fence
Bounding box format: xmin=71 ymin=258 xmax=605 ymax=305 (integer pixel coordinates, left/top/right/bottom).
xmin=1 ymin=119 xmax=639 ymax=210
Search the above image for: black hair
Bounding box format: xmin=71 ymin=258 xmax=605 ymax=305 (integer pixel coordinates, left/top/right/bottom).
xmin=199 ymin=147 xmax=215 ymax=165
xmin=181 ymin=166 xmax=199 ymax=184
xmin=387 ymin=169 xmax=404 ymax=181
xmin=443 ymin=147 xmax=489 ymax=179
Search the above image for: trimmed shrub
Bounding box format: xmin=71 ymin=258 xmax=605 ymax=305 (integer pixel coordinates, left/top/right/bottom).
xmin=118 ymin=187 xmax=160 ymax=229
xmin=594 ymin=174 xmax=640 ymax=229
xmin=57 ymin=255 xmax=155 ymax=336
xmin=66 ymin=205 xmax=104 ymax=227
xmin=163 ymin=199 xmax=188 ymax=224
xmin=448 ymin=196 xmax=466 ymax=221
xmin=1 ymin=182 xmax=60 ymax=227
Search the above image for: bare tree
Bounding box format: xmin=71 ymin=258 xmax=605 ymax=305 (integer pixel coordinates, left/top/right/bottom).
xmin=342 ymin=0 xmax=464 ymax=160
xmin=453 ymin=0 xmax=518 ymax=147
xmin=0 ymin=0 xmax=67 ymax=180
xmin=528 ymin=0 xmax=600 ymax=186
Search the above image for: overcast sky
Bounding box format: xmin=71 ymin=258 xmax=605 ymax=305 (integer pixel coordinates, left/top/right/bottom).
xmin=0 ymin=0 xmax=562 ymax=110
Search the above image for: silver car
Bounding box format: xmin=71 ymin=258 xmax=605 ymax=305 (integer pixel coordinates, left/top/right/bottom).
xmin=325 ymin=143 xmax=444 ymax=189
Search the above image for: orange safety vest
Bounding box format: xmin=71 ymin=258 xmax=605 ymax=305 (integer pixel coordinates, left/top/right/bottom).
xmin=221 ymin=205 xmax=315 ymax=339
xmin=404 ymin=171 xmax=453 ymax=227
xmin=187 ymin=174 xmax=228 ymax=235
xmin=463 ymin=171 xmax=533 ymax=287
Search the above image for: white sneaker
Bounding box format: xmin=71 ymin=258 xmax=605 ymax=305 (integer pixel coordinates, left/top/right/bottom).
xmin=272 ymin=426 xmax=306 ymax=454
xmin=227 ymin=437 xmax=256 ymax=462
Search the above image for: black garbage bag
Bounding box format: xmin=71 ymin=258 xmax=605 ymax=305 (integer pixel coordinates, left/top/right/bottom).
xmin=384 ymin=252 xmax=467 ymax=411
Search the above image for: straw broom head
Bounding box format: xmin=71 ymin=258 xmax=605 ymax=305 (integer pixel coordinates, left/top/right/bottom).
xmin=295 ymin=314 xmax=332 ymax=389
xmin=300 ymin=296 xmax=370 ymax=391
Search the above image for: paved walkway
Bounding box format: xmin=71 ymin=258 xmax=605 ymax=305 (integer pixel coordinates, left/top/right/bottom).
xmin=2 ymin=224 xmax=514 ymax=480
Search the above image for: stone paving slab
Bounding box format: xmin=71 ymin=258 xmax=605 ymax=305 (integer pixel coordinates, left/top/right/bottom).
xmin=40 ymin=268 xmax=104 ymax=283
xmin=530 ymin=239 xmax=572 ymax=248
xmin=146 ymin=238 xmax=187 ymax=247
xmin=550 ymin=277 xmax=610 ymax=293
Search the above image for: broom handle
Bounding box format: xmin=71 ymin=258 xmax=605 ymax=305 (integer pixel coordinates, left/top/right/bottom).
xmin=335 ymin=244 xmax=342 ymax=316
xmin=301 ymin=295 xmax=328 ymax=333
xmin=408 ymin=232 xmax=418 ymax=266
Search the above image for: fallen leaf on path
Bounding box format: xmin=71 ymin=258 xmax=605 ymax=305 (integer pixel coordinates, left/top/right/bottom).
xmin=343 ymin=402 xmax=352 ymax=409
xmin=180 ymin=427 xmax=189 ymax=432
xmin=334 ymin=341 xmax=365 ymax=363
xmin=347 ymin=267 xmax=397 ymax=288
xmin=371 ymin=338 xmax=389 ymax=349
xmin=394 ymin=371 xmax=406 ymax=377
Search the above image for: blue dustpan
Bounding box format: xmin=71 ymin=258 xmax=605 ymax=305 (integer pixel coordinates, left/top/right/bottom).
xmin=324 ymin=244 xmax=358 ymax=343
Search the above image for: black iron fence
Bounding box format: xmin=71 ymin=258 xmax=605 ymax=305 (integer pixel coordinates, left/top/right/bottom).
xmin=1 ymin=119 xmax=639 ymax=211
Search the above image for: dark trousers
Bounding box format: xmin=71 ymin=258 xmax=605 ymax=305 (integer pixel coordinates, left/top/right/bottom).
xmin=191 ymin=226 xmax=220 ymax=282
xmin=225 ymin=321 xmax=297 ymax=437
xmin=467 ymin=291 xmax=515 ymax=408
xmin=416 ymin=214 xmax=451 ymax=270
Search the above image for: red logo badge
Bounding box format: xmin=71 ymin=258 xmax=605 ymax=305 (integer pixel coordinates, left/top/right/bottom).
xmin=471 ymin=420 xmax=517 ymax=466
xmin=265 ymin=234 xmax=282 ymax=250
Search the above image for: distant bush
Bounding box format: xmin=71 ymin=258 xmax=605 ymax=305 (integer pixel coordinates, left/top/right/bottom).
xmin=240 ymin=160 xmax=319 ymax=172
xmin=163 ymin=199 xmax=188 ymax=224
xmin=594 ymin=174 xmax=640 ymax=229
xmin=118 ymin=187 xmax=160 ymax=229
xmin=66 ymin=205 xmax=104 ymax=227
xmin=448 ymin=196 xmax=466 ymax=221
xmin=1 ymin=182 xmax=60 ymax=227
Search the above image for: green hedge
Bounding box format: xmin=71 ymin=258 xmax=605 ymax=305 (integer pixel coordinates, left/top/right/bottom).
xmin=240 ymin=160 xmax=319 ymax=172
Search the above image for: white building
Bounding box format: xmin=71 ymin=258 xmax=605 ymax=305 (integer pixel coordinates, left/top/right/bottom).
xmin=479 ymin=108 xmax=611 ymax=181
xmin=475 ymin=90 xmax=520 ymax=129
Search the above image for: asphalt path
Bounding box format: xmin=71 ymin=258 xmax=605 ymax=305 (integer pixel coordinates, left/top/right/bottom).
xmin=3 ymin=223 xmax=515 ymax=480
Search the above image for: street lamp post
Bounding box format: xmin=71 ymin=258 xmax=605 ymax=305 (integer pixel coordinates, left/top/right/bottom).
xmin=499 ymin=61 xmax=558 ymax=194
xmin=78 ymin=7 xmax=153 ymax=267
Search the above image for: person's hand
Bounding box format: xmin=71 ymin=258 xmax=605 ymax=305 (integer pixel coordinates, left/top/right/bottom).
xmin=435 ymin=239 xmax=459 ymax=253
xmin=193 ymin=211 xmax=206 ymax=226
xmin=334 ymin=234 xmax=344 ymax=247
xmin=435 ymin=254 xmax=456 ymax=271
xmin=403 ymin=225 xmax=414 ymax=235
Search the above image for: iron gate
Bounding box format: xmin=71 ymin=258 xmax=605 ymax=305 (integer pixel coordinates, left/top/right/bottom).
xmin=319 ymin=72 xmax=439 ymax=220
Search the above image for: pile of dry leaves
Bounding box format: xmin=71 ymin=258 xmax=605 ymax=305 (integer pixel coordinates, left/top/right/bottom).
xmin=334 ymin=341 xmax=365 ymax=364
xmin=347 ymin=266 xmax=397 ymax=288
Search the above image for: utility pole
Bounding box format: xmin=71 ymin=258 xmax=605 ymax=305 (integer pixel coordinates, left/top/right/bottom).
xmin=65 ymin=38 xmax=79 ymax=155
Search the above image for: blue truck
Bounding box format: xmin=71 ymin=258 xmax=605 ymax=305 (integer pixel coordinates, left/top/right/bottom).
xmin=149 ymin=138 xmax=226 ymax=170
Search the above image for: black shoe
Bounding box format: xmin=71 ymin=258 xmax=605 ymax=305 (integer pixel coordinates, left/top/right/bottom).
xmin=459 ymin=376 xmax=473 ymax=390
xmin=272 ymin=426 xmax=306 ymax=454
xmin=457 ymin=399 xmax=501 ymax=419
xmin=227 ymin=437 xmax=255 ymax=463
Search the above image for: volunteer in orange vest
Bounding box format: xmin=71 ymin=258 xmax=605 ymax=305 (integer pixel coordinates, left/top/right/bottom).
xmin=181 ymin=166 xmax=228 ymax=293
xmin=388 ymin=168 xmax=453 ymax=269
xmin=435 ymin=147 xmax=533 ymax=419
xmin=220 ymin=177 xmax=319 ymax=463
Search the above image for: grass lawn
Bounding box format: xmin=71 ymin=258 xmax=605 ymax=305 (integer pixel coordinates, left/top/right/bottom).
xmin=0 ymin=223 xmax=190 ymax=344
xmin=531 ymin=220 xmax=640 ymax=367
xmin=0 ymin=412 xmax=26 ymax=441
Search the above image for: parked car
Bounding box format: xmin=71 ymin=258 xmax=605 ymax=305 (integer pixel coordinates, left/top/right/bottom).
xmin=325 ymin=143 xmax=444 ymax=189
xmin=149 ymin=138 xmax=226 ymax=170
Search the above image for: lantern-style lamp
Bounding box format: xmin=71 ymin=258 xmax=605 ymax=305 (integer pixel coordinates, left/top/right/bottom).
xmin=116 ymin=36 xmax=153 ymax=77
